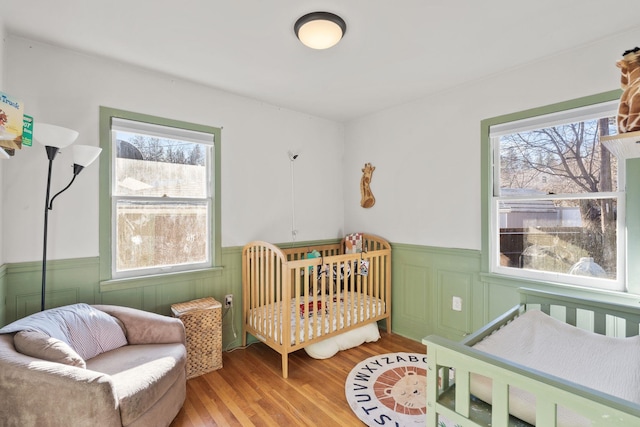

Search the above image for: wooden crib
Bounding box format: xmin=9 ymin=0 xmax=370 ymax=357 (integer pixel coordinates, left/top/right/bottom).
xmin=423 ymin=288 xmax=640 ymax=427
xmin=242 ymin=234 xmax=391 ymax=378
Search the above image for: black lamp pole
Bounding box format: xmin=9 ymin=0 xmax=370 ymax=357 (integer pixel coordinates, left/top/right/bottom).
xmin=41 ymin=147 xmax=85 ymax=311
xmin=41 ymin=146 xmax=59 ymax=311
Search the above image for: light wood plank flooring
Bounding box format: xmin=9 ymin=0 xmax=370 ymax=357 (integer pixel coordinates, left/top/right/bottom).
xmin=170 ymin=331 xmax=425 ymax=427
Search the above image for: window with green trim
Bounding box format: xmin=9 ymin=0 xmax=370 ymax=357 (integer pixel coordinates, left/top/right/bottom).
xmin=99 ymin=108 xmax=221 ymax=281
xmin=488 ymin=99 xmax=625 ymax=291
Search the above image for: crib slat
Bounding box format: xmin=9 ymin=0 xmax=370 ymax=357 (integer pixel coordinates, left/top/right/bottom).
xmin=294 ymin=269 xmax=302 ymax=344
xmin=491 ymin=380 xmax=509 ymax=427
xmin=626 ymin=320 xmax=639 ymax=337
xmin=426 ymin=358 xmax=439 ymax=427
xmin=594 ymin=312 xmax=606 ymax=335
xmin=565 ymin=306 xmax=577 ymax=327
xmin=536 ymin=398 xmax=558 ymax=427
xmin=271 ymin=250 xmax=277 ymax=340
xmin=540 ymin=303 xmax=551 ymax=315
xmin=454 ymin=368 xmax=470 ymax=418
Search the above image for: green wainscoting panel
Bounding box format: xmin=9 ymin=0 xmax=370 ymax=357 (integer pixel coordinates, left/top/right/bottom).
xmin=2 ymin=246 xmax=245 ymax=351
xmin=480 ymin=277 xmax=522 ymax=321
xmin=391 ymin=243 xmax=482 ymax=341
xmin=437 ymin=270 xmax=472 ymax=337
xmin=396 ymin=263 xmax=431 ymax=327
xmin=7 ymin=242 xmax=635 ymax=349
xmin=6 ymin=257 xmax=99 ymax=321
xmin=0 ymin=265 xmax=6 ymax=326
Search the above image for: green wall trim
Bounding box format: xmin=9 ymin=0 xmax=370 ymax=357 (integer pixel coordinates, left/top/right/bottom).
xmin=479 ymin=272 xmax=640 ymax=304
xmin=98 ymin=106 xmax=223 ymax=282
xmin=0 ymin=264 xmax=6 ymax=326
xmin=1 ymin=247 xmax=244 ymax=350
xmin=626 ymin=158 xmax=640 ymax=294
xmin=391 ymin=242 xmax=481 ymax=259
xmin=100 ymin=266 xmax=224 ymax=292
xmin=6 ymin=257 xmax=98 ymax=274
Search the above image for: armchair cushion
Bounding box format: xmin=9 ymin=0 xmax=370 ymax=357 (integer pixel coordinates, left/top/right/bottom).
xmin=87 ymin=343 xmax=186 ymax=425
xmin=14 ymin=330 xmax=86 ymax=368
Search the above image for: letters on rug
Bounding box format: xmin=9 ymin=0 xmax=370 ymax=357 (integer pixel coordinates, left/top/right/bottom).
xmin=345 ymin=352 xmax=432 ymax=426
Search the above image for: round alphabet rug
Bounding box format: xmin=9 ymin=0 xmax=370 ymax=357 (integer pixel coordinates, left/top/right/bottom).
xmin=345 ymin=352 xmax=428 ymax=426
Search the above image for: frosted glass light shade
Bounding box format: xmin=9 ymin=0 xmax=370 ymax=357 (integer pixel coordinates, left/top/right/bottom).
xmin=73 ymin=145 xmax=102 ymax=167
xmin=34 ymin=123 xmax=79 ymax=148
xmin=295 ymin=12 xmax=346 ymax=50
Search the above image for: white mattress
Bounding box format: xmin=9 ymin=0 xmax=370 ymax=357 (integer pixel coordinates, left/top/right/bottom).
xmin=471 ymin=309 xmax=640 ymax=427
xmin=248 ymin=292 xmax=385 ymax=345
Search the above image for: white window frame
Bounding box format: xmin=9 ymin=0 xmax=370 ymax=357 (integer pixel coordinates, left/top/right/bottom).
xmin=489 ymin=100 xmax=626 ymax=292
xmin=110 ymin=118 xmax=214 ymax=279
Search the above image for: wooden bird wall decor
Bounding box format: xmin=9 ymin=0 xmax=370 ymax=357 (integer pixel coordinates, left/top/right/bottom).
xmin=360 ymin=163 xmax=376 ymax=208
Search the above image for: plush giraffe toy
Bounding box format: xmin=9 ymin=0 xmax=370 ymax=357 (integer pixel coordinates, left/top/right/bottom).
xmin=360 ymin=163 xmax=376 ymax=208
xmin=616 ymin=47 xmax=640 ymax=133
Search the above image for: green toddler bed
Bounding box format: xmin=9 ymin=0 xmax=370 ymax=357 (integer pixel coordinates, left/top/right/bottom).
xmin=422 ymin=288 xmax=640 ymax=427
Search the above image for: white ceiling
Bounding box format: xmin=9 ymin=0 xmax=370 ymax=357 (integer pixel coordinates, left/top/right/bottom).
xmin=1 ymin=0 xmax=640 ymax=122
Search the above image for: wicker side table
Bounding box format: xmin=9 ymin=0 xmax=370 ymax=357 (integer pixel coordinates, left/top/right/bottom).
xmin=171 ymin=297 xmax=223 ymax=379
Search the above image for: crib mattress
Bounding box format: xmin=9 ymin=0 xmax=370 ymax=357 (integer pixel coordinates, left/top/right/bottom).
xmin=471 ymin=309 xmax=640 ymax=426
xmin=247 ymin=292 xmax=385 ymax=345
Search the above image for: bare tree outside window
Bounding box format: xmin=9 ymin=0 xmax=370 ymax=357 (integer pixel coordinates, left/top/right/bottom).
xmin=497 ymin=116 xmax=618 ymax=280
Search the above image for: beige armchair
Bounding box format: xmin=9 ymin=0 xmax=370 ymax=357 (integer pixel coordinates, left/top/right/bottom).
xmin=0 ymin=304 xmax=187 ymax=427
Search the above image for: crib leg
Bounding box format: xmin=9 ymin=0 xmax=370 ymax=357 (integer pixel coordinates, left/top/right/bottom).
xmin=282 ymin=353 xmax=289 ymax=379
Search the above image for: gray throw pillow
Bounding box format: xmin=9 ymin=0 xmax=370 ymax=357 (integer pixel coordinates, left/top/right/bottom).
xmin=14 ymin=330 xmax=86 ymax=368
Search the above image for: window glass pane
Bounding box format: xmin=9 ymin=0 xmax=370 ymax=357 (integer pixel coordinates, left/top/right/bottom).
xmin=498 ymin=117 xmax=618 ymax=194
xmin=114 ymin=131 xmax=209 ymax=198
xmin=116 ymin=200 xmax=209 ymax=273
xmin=495 ymin=111 xmax=620 ymax=285
xmin=498 ymin=197 xmax=617 ymax=279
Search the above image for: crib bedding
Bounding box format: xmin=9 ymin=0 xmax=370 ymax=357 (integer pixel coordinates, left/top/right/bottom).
xmin=471 ymin=309 xmax=640 ymax=426
xmin=248 ymin=292 xmax=385 ymax=344
xmin=423 ymin=288 xmax=640 ymax=427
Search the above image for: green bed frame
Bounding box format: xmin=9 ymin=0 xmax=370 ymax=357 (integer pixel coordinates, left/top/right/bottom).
xmin=422 ymin=288 xmax=640 ymax=427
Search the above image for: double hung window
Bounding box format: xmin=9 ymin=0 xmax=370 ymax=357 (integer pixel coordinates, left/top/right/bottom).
xmin=102 ymin=110 xmax=219 ymax=280
xmin=489 ymin=100 xmax=625 ymax=291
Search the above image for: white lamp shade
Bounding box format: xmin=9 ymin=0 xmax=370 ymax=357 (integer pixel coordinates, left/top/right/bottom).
xmin=295 ymin=12 xmax=346 ymax=50
xmin=73 ymin=145 xmax=102 ymax=167
xmin=33 ymin=123 xmax=79 ymax=148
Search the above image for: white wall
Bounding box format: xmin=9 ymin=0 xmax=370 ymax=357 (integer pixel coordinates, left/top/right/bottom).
xmin=344 ymin=26 xmax=640 ymax=251
xmin=2 ymin=36 xmax=345 ymax=263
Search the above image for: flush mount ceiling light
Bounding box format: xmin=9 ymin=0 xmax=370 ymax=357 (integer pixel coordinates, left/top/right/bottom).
xmin=294 ymin=12 xmax=346 ymax=50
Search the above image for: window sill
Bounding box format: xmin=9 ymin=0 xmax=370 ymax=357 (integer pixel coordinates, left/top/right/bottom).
xmin=100 ymin=266 xmax=224 ymax=292
xmin=479 ymin=271 xmax=640 ymax=304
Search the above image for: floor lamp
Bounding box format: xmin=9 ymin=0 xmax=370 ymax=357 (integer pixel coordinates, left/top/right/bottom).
xmin=34 ymin=123 xmax=102 ymax=311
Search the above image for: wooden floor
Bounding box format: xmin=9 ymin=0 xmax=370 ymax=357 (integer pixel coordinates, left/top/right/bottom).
xmin=169 ymin=332 xmax=425 ymax=427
